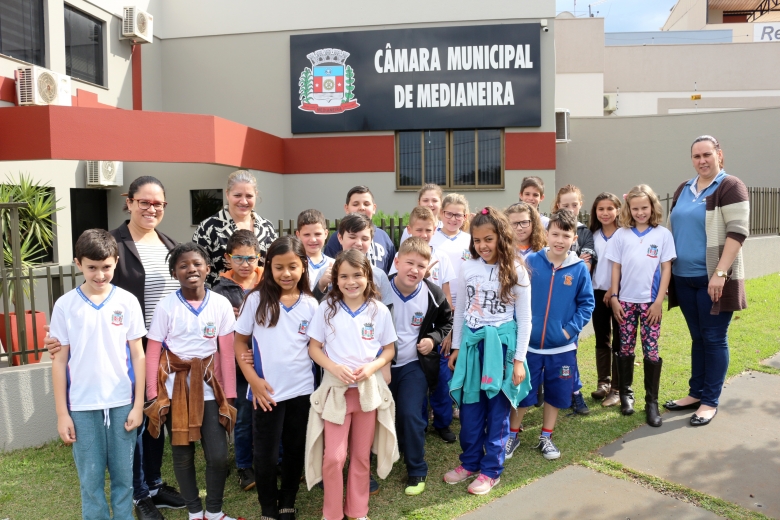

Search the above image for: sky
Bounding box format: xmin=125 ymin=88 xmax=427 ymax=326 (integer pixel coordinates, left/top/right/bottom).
xmin=556 ymin=0 xmax=681 ymax=32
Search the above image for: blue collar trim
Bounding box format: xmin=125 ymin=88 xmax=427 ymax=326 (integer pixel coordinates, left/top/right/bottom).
xmin=281 ymin=293 xmax=303 ymax=312
xmin=630 ymin=226 xmax=653 ymax=238
xmin=390 ymin=278 xmax=422 ymax=303
xmin=76 ymin=285 xmax=116 ymax=310
xmin=176 ymin=288 xmax=210 ymax=316
xmin=339 ymin=300 xmax=369 ymax=318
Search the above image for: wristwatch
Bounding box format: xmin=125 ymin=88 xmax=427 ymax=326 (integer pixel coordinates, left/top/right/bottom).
xmin=715 ymin=270 xmax=728 ymax=278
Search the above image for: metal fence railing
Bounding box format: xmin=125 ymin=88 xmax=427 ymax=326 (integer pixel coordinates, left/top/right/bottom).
xmin=748 ymin=187 xmax=780 ymax=236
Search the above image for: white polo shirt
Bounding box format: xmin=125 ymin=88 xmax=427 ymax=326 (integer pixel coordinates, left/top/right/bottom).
xmin=388 ymin=247 xmax=455 ymax=290
xmin=592 ymin=229 xmax=616 ymax=292
xmin=307 ymin=299 xmax=397 ymax=387
xmin=147 ymin=289 xmax=235 ymax=400
xmin=604 ymin=226 xmax=677 ymax=303
xmin=235 ymin=292 xmax=318 ymax=402
xmin=389 ymin=279 xmax=430 ymax=367
xmin=49 ymin=285 xmax=147 ymax=411
xmin=429 ymin=229 xmax=471 ymax=305
xmin=308 ymin=254 xmax=334 ymax=292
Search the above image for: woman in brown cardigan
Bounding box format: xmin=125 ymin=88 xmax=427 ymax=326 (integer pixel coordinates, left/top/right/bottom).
xmin=664 ymin=135 xmax=749 ymax=427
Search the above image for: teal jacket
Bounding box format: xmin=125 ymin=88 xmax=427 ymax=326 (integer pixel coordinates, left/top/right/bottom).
xmin=449 ymin=321 xmax=532 ymax=409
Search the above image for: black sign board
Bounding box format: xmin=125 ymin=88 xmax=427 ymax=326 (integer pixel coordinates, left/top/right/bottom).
xmin=290 ymin=23 xmax=541 ymax=134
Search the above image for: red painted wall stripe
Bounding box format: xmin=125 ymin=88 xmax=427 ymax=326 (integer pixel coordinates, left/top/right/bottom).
xmin=0 ymin=76 xmax=16 ymax=104
xmin=284 ymin=135 xmax=394 ymax=173
xmin=505 ymin=132 xmax=556 ymax=170
xmin=0 ymin=106 xmax=556 ymax=173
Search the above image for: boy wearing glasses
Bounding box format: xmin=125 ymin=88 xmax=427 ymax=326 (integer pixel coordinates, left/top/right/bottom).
xmin=212 ymin=228 xmax=264 ymax=493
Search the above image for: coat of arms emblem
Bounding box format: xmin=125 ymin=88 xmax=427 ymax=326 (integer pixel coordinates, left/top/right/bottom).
xmin=298 ymin=320 xmax=309 ymax=335
xmin=361 ymin=322 xmax=375 ymax=340
xmin=111 ymin=310 xmax=123 ymax=326
xmin=203 ymin=322 xmax=217 ymax=339
xmin=411 ymin=312 xmax=424 ymax=327
xmin=298 ymin=48 xmax=359 ymax=114
xmin=647 ymin=244 xmax=659 ymax=259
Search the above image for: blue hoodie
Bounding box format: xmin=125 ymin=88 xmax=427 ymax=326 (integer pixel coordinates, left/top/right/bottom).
xmin=526 ymin=248 xmax=595 ymax=355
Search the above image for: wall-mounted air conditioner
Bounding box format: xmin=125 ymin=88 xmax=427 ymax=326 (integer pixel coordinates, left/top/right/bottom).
xmin=604 ymin=93 xmax=617 ymax=112
xmin=122 ymin=7 xmax=153 ymax=44
xmin=86 ymin=161 xmax=123 ymax=188
xmin=555 ymin=108 xmax=571 ymax=143
xmin=15 ymin=66 xmax=72 ymax=106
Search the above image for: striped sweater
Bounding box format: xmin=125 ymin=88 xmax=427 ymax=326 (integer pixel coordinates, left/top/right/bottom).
xmin=668 ymin=174 xmax=749 ymax=314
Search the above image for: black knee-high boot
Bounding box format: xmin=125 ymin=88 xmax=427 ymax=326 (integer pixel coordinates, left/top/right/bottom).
xmin=618 ymin=354 xmax=635 ymax=416
xmin=644 ymin=358 xmax=663 ymax=427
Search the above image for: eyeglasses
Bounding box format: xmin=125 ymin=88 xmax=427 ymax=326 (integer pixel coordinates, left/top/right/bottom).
xmin=228 ymin=254 xmax=259 ymax=265
xmin=511 ymin=220 xmax=532 ymax=229
xmin=443 ymin=210 xmax=466 ymax=221
xmin=130 ymin=199 xmax=167 ymax=211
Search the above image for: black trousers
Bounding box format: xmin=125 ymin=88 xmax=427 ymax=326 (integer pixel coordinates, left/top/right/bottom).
xmin=170 ymin=400 xmax=229 ymax=514
xmin=593 ymin=289 xmax=620 ymax=355
xmin=253 ymin=394 xmax=310 ymax=516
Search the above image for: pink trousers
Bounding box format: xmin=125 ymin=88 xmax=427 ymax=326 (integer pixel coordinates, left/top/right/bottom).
xmin=322 ymin=388 xmax=377 ymax=520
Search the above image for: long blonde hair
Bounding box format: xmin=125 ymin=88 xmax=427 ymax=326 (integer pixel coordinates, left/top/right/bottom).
xmin=621 ymin=184 xmax=664 ymax=228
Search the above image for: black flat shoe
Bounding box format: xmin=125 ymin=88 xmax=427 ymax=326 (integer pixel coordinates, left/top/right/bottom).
xmin=663 ymin=399 xmax=700 ymax=411
xmin=690 ymin=409 xmax=717 ymax=427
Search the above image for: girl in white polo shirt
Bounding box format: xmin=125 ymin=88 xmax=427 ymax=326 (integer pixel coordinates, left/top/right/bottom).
xmin=234 ymin=236 xmax=318 ymax=520
xmin=606 ymin=185 xmax=676 ymax=428
xmin=307 ymin=249 xmax=396 ymax=520
xmin=144 ymin=242 xmax=242 ymax=520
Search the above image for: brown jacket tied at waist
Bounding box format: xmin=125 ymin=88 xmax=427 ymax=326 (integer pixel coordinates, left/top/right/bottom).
xmin=144 ymin=349 xmax=236 ymax=445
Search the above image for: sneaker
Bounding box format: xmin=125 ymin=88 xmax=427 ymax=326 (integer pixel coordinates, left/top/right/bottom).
xmin=369 ymin=474 xmax=380 ymax=495
xmin=346 ymin=517 xmax=370 ymax=520
xmin=504 ymin=434 xmax=520 ymax=460
xmin=534 ymin=383 xmax=544 ymax=407
xmin=536 ymin=435 xmax=561 ymax=460
xmin=151 ymin=483 xmax=186 ymax=509
xmin=435 ymin=426 xmax=457 ymax=443
xmin=237 ymin=467 xmax=256 ymax=491
xmin=204 ymin=513 xmax=246 ymax=520
xmin=443 ymin=465 xmax=479 ymax=484
xmin=467 ymin=474 xmax=500 ymax=495
xmin=278 ymin=508 xmax=297 ymax=520
xmin=134 ymin=497 xmax=165 ymax=520
xmin=571 ymin=392 xmax=590 ymax=415
xmin=405 ymin=476 xmax=426 ymax=496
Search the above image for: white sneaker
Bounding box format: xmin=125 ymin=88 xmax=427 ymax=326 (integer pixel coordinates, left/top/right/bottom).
xmin=536 ymin=435 xmax=561 ymax=460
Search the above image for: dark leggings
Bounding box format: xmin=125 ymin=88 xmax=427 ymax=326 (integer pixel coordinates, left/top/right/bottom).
xmin=171 ymin=400 xmax=229 ymax=515
xmin=253 ymin=394 xmax=310 ymax=517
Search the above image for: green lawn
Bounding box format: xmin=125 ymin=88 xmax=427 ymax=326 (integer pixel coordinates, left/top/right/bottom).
xmin=2 ymin=274 xmax=779 ymax=520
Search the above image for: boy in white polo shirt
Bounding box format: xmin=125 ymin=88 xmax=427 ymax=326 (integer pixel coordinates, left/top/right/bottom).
xmin=388 ymin=237 xmax=453 ymax=495
xmin=50 ymin=229 xmax=147 ymax=520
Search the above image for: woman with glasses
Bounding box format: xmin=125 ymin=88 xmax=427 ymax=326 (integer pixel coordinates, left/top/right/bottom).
xmin=46 ymin=175 xmax=185 ymax=520
xmin=193 ymin=170 xmax=277 ymax=288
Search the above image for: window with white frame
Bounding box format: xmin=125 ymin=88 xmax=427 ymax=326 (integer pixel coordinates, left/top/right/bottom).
xmin=0 ymin=0 xmax=45 ymax=66
xmin=64 ymin=5 xmax=104 ymax=86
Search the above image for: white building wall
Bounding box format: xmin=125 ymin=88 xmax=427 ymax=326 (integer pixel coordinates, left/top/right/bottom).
xmin=606 ymin=89 xmax=780 ymax=116
xmin=555 ymin=73 xmax=604 ymax=116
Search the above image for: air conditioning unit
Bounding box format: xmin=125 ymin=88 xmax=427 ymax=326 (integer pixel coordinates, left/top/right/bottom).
xmin=604 ymin=93 xmax=618 ymax=112
xmin=15 ymin=66 xmax=72 ymax=106
xmin=555 ymin=108 xmax=571 ymax=143
xmin=122 ymin=7 xmax=153 ymax=44
xmin=86 ymin=161 xmax=123 ymax=188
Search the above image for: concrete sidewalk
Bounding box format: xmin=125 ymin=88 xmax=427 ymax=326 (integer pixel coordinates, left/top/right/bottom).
xmin=460 ymin=354 xmax=780 ymax=519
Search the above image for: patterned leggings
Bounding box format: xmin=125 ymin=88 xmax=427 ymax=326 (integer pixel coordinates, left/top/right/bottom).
xmin=618 ymin=301 xmax=661 ymax=362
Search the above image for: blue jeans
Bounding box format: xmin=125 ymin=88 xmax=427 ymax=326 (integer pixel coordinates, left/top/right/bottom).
xmin=421 ymin=345 xmax=453 ymax=429
xmin=71 ymin=404 xmax=136 ymax=520
xmin=457 ymin=340 xmax=511 ymax=479
xmin=132 ymin=418 xmax=166 ymax=500
xmin=674 ymin=275 xmax=733 ymax=407
xmin=234 ymin=366 xmax=254 ymax=469
xmin=390 ymin=361 xmax=429 ymax=477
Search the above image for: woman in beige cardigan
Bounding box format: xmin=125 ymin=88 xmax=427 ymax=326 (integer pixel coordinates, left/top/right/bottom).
xmin=664 ymin=135 xmax=749 ymax=427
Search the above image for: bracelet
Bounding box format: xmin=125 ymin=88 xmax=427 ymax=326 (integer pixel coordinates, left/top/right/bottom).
xmin=610 ymin=294 xmax=619 ymax=299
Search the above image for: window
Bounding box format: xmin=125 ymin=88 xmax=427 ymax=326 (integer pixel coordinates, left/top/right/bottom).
xmin=0 ymin=0 xmax=45 ymax=66
xmin=190 ymin=189 xmax=224 ymax=225
xmin=64 ymin=5 xmax=104 ymax=86
xmin=396 ymin=129 xmax=504 ymax=190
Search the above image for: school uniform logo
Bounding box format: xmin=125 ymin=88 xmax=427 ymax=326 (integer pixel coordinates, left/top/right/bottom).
xmin=563 ymin=274 xmax=573 ymax=286
xmin=111 ymin=310 xmax=124 ymax=326
xmin=361 ymin=322 xmax=375 ymax=340
xmin=430 ymin=265 xmax=440 ymax=282
xmin=647 ymin=244 xmax=659 ymax=259
xmin=203 ymin=322 xmax=217 ymax=339
xmin=298 ymin=49 xmax=359 ymax=114
xmin=560 ymin=366 xmax=572 ymax=379
xmin=411 ymin=312 xmax=424 ymax=327
xmin=461 ymin=250 xmax=471 ymax=261
xmin=298 ymin=320 xmax=309 ymax=335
